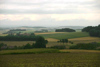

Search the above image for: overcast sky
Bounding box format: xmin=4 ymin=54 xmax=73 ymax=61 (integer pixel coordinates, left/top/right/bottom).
xmin=0 ymin=0 xmax=100 ymax=27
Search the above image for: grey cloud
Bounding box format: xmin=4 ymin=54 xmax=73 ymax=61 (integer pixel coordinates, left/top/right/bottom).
xmin=0 ymin=8 xmax=89 ymax=14
xmin=0 ymin=0 xmax=100 ymax=14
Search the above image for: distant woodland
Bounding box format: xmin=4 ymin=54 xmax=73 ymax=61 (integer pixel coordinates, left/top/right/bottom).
xmin=55 ymin=28 xmax=76 ymax=32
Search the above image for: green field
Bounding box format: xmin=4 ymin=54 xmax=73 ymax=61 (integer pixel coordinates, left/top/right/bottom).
xmin=0 ymin=49 xmax=100 ymax=67
xmin=36 ymin=32 xmax=89 ymax=39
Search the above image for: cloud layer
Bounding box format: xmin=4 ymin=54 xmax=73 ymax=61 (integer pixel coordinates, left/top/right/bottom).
xmin=0 ymin=0 xmax=100 ymax=27
xmin=0 ymin=0 xmax=99 ymax=14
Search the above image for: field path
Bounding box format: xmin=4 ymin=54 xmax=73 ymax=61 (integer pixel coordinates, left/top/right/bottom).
xmin=35 ymin=32 xmax=66 ymax=35
xmin=46 ymin=38 xmax=58 ymax=42
xmin=69 ymin=37 xmax=100 ymax=43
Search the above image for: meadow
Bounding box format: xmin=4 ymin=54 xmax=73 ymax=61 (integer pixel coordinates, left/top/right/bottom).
xmin=0 ymin=49 xmax=100 ymax=67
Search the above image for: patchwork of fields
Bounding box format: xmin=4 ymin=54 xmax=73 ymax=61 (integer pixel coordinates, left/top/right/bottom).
xmin=0 ymin=32 xmax=100 ymax=47
xmin=0 ymin=31 xmax=100 ymax=67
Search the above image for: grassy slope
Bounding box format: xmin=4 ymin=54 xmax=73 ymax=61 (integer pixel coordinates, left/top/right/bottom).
xmin=36 ymin=32 xmax=89 ymax=39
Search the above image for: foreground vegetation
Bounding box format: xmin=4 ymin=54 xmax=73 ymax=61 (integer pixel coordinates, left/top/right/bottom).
xmin=0 ymin=50 xmax=100 ymax=67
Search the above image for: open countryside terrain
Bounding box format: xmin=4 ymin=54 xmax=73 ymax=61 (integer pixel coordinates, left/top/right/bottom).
xmin=0 ymin=32 xmax=100 ymax=47
xmin=0 ymin=30 xmax=100 ymax=67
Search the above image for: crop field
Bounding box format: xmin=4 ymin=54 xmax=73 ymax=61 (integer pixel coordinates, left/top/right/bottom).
xmin=69 ymin=37 xmax=100 ymax=44
xmin=0 ymin=49 xmax=100 ymax=67
xmin=36 ymin=32 xmax=89 ymax=39
xmin=0 ymin=41 xmax=34 ymax=46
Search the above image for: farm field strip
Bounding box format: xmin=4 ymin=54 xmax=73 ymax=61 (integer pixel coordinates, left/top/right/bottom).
xmin=60 ymin=49 xmax=100 ymax=53
xmin=0 ymin=41 xmax=34 ymax=46
xmin=69 ymin=37 xmax=100 ymax=44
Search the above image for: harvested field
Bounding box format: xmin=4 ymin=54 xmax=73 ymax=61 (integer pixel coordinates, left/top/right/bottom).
xmin=0 ymin=41 xmax=34 ymax=46
xmin=69 ymin=37 xmax=100 ymax=44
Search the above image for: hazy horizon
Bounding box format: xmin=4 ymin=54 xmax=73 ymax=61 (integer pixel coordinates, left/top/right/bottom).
xmin=0 ymin=0 xmax=100 ymax=27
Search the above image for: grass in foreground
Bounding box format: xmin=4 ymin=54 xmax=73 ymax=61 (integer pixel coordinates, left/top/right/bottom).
xmin=0 ymin=52 xmax=100 ymax=67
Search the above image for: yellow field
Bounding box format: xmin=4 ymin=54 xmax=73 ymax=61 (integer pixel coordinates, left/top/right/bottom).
xmin=46 ymin=38 xmax=58 ymax=42
xmin=0 ymin=41 xmax=34 ymax=46
xmin=69 ymin=37 xmax=100 ymax=44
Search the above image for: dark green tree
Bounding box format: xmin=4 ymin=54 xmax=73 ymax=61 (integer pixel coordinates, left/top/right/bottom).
xmin=34 ymin=36 xmax=48 ymax=48
xmin=23 ymin=43 xmax=32 ymax=49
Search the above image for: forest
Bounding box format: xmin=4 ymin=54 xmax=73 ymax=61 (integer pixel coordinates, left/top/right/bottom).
xmin=82 ymin=25 xmax=100 ymax=37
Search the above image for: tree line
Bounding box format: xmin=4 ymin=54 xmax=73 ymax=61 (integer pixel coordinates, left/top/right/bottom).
xmin=0 ymin=34 xmax=36 ymax=41
xmin=55 ymin=28 xmax=76 ymax=32
xmin=82 ymin=24 xmax=100 ymax=37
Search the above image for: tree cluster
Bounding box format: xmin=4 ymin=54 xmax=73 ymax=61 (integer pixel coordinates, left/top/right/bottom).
xmin=82 ymin=24 xmax=100 ymax=37
xmin=55 ymin=28 xmax=76 ymax=32
xmin=57 ymin=39 xmax=68 ymax=44
xmin=17 ymin=36 xmax=48 ymax=49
